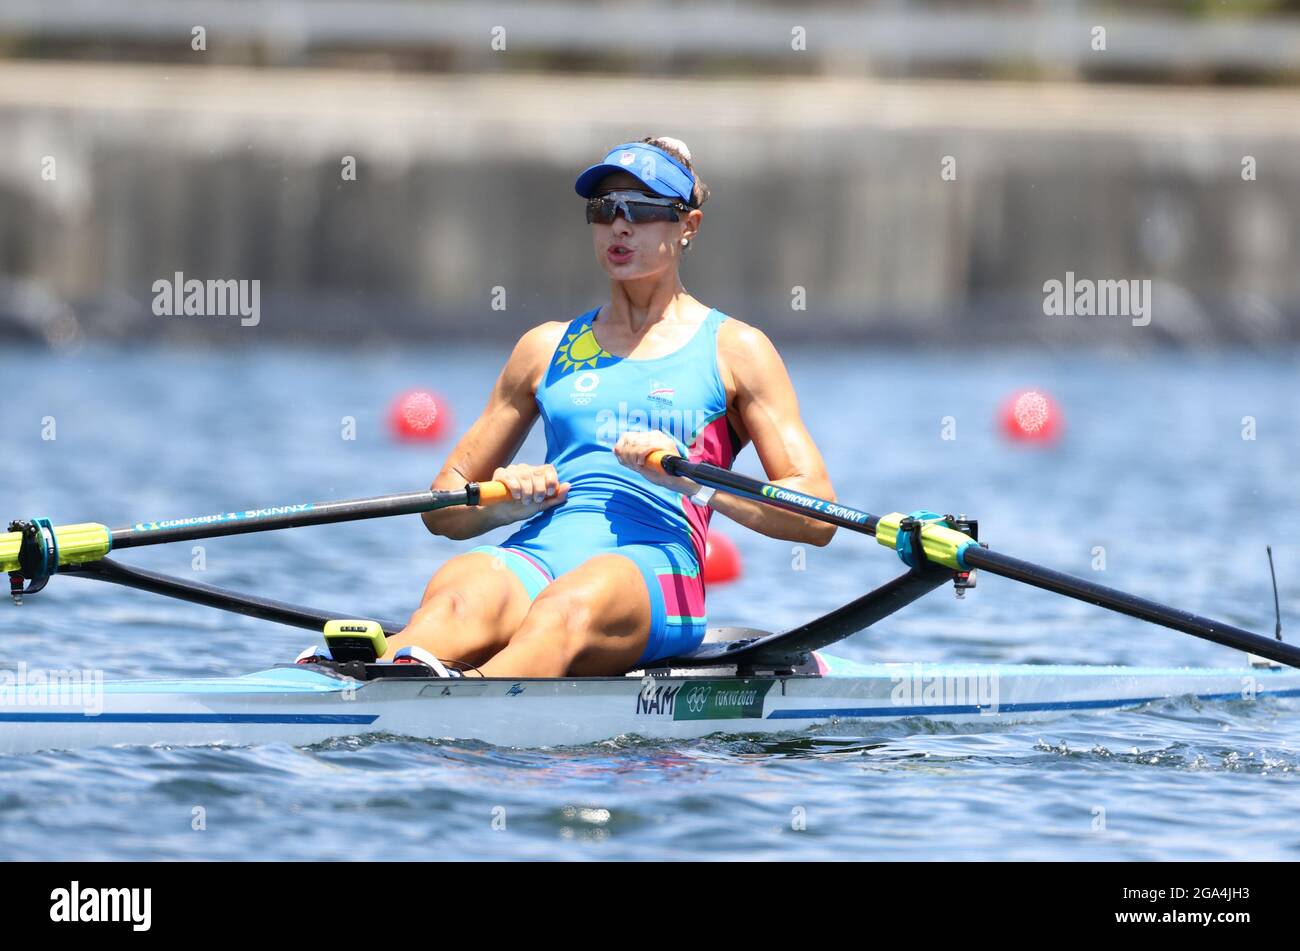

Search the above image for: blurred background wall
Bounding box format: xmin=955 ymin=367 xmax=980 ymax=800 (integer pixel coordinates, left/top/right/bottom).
xmin=1 ymin=0 xmax=1298 ymax=349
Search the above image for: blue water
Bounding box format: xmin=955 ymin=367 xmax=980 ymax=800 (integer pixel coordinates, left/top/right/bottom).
xmin=2 ymin=343 xmax=1298 ymax=860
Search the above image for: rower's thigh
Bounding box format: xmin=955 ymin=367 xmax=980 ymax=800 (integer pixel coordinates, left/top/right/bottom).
xmin=519 ymin=554 xmax=652 ymax=675
xmin=414 ymin=550 xmax=534 ymax=631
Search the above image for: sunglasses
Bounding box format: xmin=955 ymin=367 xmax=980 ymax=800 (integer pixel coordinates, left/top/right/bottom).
xmin=586 ymin=190 xmax=688 ymax=225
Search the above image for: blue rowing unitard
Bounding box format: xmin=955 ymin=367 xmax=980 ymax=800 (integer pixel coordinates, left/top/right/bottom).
xmin=471 ymin=306 xmax=742 ymax=665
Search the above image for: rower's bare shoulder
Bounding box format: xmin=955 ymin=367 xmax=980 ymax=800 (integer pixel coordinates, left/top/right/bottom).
xmin=719 ymin=316 xmax=780 ymax=353
xmin=499 ymin=321 xmax=567 ymax=392
xmin=516 ymin=320 xmax=570 ymax=358
xmin=717 ymin=317 xmax=787 ymax=384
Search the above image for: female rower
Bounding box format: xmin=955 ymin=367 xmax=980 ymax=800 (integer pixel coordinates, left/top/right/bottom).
xmin=383 ymin=137 xmax=835 ymax=677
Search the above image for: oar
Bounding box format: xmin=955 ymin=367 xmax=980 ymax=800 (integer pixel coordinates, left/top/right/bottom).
xmin=2 ymin=482 xmax=513 ymax=589
xmin=650 ymin=452 xmax=1300 ymax=669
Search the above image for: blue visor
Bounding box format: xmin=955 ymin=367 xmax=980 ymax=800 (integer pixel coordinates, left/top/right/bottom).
xmin=574 ymin=142 xmax=695 ymax=204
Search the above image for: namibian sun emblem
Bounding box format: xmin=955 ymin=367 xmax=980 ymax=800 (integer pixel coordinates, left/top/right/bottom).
xmin=553 ymin=323 xmax=616 ymax=376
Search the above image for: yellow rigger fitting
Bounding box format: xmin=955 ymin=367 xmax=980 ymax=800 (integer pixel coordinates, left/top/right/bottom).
xmin=875 ymin=513 xmax=973 ymax=570
xmin=0 ymin=522 xmax=112 ymax=574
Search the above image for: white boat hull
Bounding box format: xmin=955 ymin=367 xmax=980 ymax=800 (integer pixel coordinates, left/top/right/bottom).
xmin=2 ymin=654 xmax=1298 ymax=754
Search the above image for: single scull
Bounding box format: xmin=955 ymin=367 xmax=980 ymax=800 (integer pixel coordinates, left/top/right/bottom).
xmin=1 ymin=455 xmax=1294 ymax=754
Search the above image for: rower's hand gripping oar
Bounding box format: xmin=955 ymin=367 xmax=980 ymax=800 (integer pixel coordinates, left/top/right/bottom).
xmin=648 ymin=451 xmax=1300 ymax=670
xmin=2 ymin=481 xmax=515 ymax=603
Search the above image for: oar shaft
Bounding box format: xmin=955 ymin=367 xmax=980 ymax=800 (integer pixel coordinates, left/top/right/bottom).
xmin=110 ymin=481 xmax=513 ymax=549
xmin=654 ymin=452 xmax=881 ymax=535
xmin=113 ymin=489 xmax=457 ymax=549
xmin=656 ymin=453 xmax=1300 ymax=669
xmin=964 ymin=547 xmax=1300 ymax=665
xmin=3 ymin=482 xmax=513 ymax=574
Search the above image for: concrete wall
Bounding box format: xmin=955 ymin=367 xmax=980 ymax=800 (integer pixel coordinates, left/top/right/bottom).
xmin=2 ymin=61 xmax=1298 ymax=348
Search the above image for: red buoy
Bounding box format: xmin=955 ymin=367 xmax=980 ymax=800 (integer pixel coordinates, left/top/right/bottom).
xmin=999 ymin=389 xmax=1062 ymax=444
xmin=388 ymin=388 xmax=451 ymax=442
xmin=703 ymin=531 xmax=742 ymax=585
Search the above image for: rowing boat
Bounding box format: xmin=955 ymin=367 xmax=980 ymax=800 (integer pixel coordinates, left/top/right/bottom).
xmin=3 ymin=454 xmax=1296 ymax=754
xmin=2 ymin=652 xmax=1296 ymax=755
